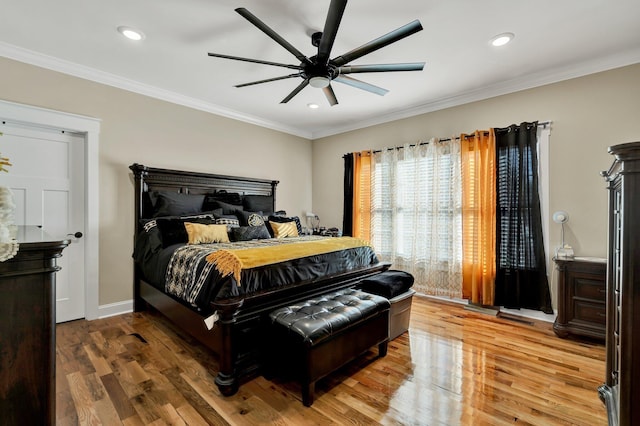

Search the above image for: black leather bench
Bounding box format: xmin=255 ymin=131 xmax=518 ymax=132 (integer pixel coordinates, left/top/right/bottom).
xmin=268 ymin=288 xmax=390 ymax=406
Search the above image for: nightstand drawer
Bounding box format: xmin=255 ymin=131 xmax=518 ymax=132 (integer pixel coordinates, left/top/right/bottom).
xmin=574 ymin=300 xmax=607 ymax=325
xmin=574 ymin=277 xmax=607 ymax=302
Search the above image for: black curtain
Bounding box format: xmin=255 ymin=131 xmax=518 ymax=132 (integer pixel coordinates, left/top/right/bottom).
xmin=342 ymin=153 xmax=354 ymax=236
xmin=494 ymin=122 xmax=553 ymax=314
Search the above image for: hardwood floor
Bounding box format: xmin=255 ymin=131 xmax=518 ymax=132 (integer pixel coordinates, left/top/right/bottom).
xmin=56 ymin=295 xmax=606 ymax=425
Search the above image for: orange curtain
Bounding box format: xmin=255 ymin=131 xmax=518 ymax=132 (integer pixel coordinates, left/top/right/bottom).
xmin=352 ymin=151 xmax=372 ymax=241
xmin=460 ymin=130 xmax=496 ymax=305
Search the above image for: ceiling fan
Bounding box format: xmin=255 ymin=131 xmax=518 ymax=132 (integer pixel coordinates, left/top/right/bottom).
xmin=207 ymin=0 xmax=425 ymax=106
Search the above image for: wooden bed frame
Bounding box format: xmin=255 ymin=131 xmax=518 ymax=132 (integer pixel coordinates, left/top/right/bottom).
xmin=129 ymin=163 xmax=389 ymax=396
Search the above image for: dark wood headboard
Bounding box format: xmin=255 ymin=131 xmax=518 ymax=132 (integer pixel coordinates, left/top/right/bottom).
xmin=129 ymin=163 xmax=279 ymax=235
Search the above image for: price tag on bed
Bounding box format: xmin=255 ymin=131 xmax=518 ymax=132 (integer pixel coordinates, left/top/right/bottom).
xmin=204 ymin=312 xmax=219 ymax=330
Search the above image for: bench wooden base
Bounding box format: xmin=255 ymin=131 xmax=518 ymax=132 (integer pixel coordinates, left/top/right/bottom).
xmin=301 ymin=311 xmax=389 ymax=406
xmin=268 ymin=289 xmax=390 ymax=406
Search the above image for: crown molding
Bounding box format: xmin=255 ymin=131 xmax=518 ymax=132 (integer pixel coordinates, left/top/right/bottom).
xmin=2 ymin=42 xmax=639 ymax=141
xmin=310 ymin=48 xmax=640 ymax=139
xmin=0 ymin=42 xmax=312 ymax=139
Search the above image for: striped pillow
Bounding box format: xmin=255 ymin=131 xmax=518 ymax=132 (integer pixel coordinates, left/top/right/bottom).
xmin=269 ymin=220 xmax=299 ymax=238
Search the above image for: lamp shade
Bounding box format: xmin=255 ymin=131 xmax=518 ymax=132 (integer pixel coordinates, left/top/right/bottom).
xmin=553 ymin=211 xmax=569 ymax=224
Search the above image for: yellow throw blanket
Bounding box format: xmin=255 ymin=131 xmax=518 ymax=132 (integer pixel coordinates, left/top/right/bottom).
xmin=205 ymin=237 xmax=371 ymax=285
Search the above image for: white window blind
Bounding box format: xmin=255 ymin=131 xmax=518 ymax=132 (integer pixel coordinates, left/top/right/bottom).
xmin=371 ymin=139 xmax=462 ymax=297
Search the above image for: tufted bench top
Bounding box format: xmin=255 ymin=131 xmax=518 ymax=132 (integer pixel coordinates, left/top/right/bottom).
xmin=269 ymin=288 xmax=390 ymax=346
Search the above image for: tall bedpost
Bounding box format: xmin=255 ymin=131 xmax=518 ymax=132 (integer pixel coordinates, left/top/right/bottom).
xmin=129 ymin=163 xmax=148 ymax=312
xmin=270 ymin=180 xmax=278 ymax=211
xmin=211 ymin=298 xmax=244 ymax=396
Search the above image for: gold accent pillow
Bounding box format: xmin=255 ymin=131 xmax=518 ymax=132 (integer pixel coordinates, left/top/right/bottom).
xmin=184 ymin=222 xmax=230 ymax=244
xmin=269 ymin=220 xmax=299 ymax=238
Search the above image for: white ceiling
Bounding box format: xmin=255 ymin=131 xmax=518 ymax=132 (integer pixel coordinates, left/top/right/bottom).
xmin=1 ymin=0 xmax=639 ymax=139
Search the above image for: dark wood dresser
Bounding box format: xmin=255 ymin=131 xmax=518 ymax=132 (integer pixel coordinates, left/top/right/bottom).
xmin=553 ymin=257 xmax=607 ymax=342
xmin=0 ymin=226 xmax=69 ymax=425
xmin=599 ymin=141 xmax=640 ymax=426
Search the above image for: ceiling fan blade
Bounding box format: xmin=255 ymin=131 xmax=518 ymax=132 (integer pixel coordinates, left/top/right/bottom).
xmin=281 ymin=79 xmax=310 ymax=104
xmin=339 ymin=62 xmax=425 ymax=74
xmin=317 ymin=0 xmax=348 ymax=65
xmin=334 ymin=75 xmax=389 ymax=96
xmin=208 ymin=52 xmax=301 ymax=70
xmin=332 ymin=20 xmax=423 ymax=67
xmin=235 ymin=8 xmax=313 ymax=66
xmin=323 ymin=85 xmax=339 ymax=106
xmin=235 ymin=74 xmax=301 ymax=88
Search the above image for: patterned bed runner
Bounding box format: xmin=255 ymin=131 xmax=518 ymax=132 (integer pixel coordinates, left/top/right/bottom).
xmin=165 ymin=236 xmax=372 ymax=306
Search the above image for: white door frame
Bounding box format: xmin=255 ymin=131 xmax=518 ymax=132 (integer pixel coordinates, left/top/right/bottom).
xmin=0 ymin=99 xmax=100 ymax=320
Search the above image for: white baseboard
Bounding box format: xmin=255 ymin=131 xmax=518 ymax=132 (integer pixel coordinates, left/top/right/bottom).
xmin=95 ymin=294 xmax=556 ymax=324
xmin=421 ymin=293 xmax=556 ymax=323
xmin=98 ymin=299 xmax=133 ymax=319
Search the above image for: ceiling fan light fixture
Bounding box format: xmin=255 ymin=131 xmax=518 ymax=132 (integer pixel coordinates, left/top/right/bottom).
xmin=309 ymin=76 xmax=331 ymax=88
xmin=118 ymin=26 xmax=145 ymax=41
xmin=491 ymin=32 xmax=514 ymax=47
xmin=307 ymin=103 xmax=320 ymax=109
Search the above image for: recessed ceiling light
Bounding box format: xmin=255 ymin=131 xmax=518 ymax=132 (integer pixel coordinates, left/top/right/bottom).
xmin=491 ymin=32 xmax=514 ymax=47
xmin=118 ymin=26 xmax=145 ymax=41
xmin=307 ymin=103 xmax=320 ymax=109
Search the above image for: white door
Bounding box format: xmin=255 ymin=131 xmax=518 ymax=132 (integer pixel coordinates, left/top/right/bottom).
xmin=1 ymin=123 xmax=85 ymax=323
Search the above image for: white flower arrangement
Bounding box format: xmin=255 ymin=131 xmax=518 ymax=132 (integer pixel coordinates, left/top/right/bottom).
xmin=0 ymin=132 xmax=19 ymax=261
xmin=0 ymin=132 xmax=11 ymax=172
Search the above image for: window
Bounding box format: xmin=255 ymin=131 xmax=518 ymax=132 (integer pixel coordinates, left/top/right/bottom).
xmin=370 ymin=141 xmax=462 ymax=296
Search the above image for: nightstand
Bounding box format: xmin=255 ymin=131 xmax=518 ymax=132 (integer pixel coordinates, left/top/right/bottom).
xmin=553 ymin=256 xmax=606 ymax=342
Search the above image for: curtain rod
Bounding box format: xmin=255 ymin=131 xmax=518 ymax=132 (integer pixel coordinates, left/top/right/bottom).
xmin=345 ymin=121 xmax=551 ymax=156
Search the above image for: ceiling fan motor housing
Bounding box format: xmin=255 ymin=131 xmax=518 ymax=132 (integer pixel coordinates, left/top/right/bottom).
xmin=311 ymin=31 xmax=323 ymax=47
xmin=301 ymin=59 xmax=338 ymax=81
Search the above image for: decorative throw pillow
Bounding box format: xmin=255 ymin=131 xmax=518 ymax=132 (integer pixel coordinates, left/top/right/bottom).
xmin=152 ymin=192 xmax=205 ymax=217
xmin=359 ymin=270 xmax=415 ymax=299
xmin=156 ymin=218 xmax=189 ymax=247
xmin=243 ymin=194 xmax=274 ymax=213
xmin=155 ymin=217 xmax=214 ymax=248
xmin=215 ymin=217 xmax=240 ymax=228
xmin=200 ymin=208 xmax=224 ymax=217
xmin=267 ymin=215 xmax=303 ymax=235
xmin=179 ymin=209 xmax=221 ymax=220
xmin=213 ymin=211 xmax=238 ymax=220
xmin=205 ymin=199 xmax=243 ymax=215
xmin=202 ymin=191 xmax=242 ymax=211
xmin=269 ymin=220 xmax=299 ymax=238
xmin=144 ymin=211 xmax=218 ymax=232
xmin=133 ymin=219 xmax=163 ymax=263
xmin=184 ymin=223 xmax=230 ymax=244
xmin=247 ymin=213 xmax=265 ymax=227
xmin=235 ymin=209 xmax=265 ymax=226
xmin=231 ymin=224 xmax=271 ymax=241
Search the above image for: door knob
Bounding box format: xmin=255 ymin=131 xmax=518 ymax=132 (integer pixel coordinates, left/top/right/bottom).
xmin=67 ymin=232 xmax=83 ymax=239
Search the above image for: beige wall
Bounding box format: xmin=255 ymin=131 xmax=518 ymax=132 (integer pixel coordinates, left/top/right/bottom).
xmin=0 ymin=57 xmax=312 ymax=306
xmin=312 ymin=63 xmax=640 ymax=305
xmin=2 ymin=55 xmax=639 ymax=310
